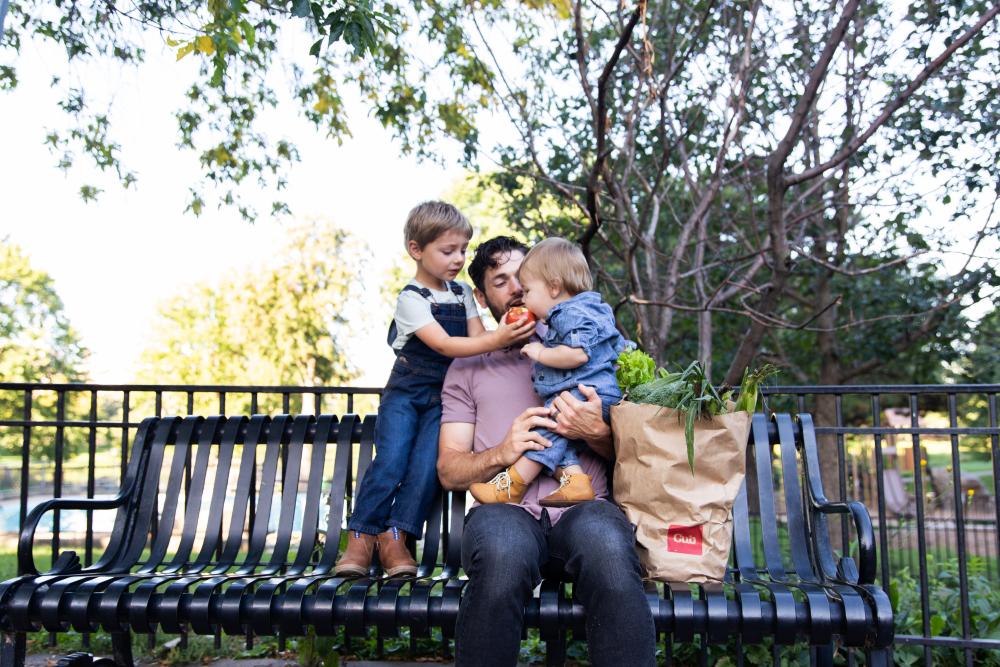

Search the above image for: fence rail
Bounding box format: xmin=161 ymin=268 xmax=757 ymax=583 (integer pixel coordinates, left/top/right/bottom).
xmin=1 ymin=381 xmax=999 ymax=665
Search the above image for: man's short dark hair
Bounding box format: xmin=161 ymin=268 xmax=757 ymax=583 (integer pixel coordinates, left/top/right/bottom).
xmin=468 ymin=236 xmax=529 ymax=292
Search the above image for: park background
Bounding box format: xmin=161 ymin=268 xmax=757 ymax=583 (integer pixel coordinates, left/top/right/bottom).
xmin=2 ymin=1 xmax=1000 ymax=664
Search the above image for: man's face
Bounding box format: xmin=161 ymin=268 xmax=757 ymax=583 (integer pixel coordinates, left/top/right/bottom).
xmin=475 ymin=249 xmax=525 ymax=322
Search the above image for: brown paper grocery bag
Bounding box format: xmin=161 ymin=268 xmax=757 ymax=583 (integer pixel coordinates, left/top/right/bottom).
xmin=611 ymin=402 xmax=751 ymax=582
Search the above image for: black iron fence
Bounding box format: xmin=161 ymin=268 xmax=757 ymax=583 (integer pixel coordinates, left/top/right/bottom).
xmin=1 ymin=382 xmax=998 ymax=665
xmin=760 ymin=384 xmax=1000 ymax=666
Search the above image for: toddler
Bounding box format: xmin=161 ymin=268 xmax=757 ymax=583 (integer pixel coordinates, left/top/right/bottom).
xmin=335 ymin=202 xmax=535 ymax=577
xmin=470 ymin=237 xmax=626 ymax=507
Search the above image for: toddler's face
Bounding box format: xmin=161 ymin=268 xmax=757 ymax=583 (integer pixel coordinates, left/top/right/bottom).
xmin=521 ymin=275 xmax=560 ymax=320
xmin=414 ymin=229 xmax=471 ymax=282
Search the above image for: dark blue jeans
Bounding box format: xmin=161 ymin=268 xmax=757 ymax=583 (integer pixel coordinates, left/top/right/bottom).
xmin=456 ymin=501 xmax=656 ymax=667
xmin=347 ymin=371 xmax=442 ymax=538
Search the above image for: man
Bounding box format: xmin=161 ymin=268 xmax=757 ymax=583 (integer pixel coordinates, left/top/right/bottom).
xmin=437 ymin=236 xmax=656 ymax=667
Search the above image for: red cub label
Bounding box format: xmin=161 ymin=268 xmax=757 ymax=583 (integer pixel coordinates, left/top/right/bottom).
xmin=666 ymin=524 xmax=703 ymax=555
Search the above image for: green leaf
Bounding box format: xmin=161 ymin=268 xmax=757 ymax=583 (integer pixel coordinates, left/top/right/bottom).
xmin=175 ymin=42 xmax=195 ymax=61
xmin=79 ymin=184 xmax=102 ymax=202
xmin=685 ymin=407 xmax=696 ymax=473
xmin=291 ymin=0 xmax=310 ymax=18
xmin=930 ymin=614 xmax=946 ymax=635
xmin=309 ymin=38 xmax=322 ymax=57
xmin=240 ymin=20 xmax=256 ymax=47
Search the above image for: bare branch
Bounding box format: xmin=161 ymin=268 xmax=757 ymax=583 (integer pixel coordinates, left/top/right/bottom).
xmin=580 ymin=0 xmax=646 ymax=260
xmin=790 ymin=245 xmax=929 ymax=277
xmin=786 ymin=2 xmax=1000 ymax=186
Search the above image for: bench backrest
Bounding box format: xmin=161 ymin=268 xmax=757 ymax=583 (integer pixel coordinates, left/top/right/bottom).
xmin=102 ymin=412 xmax=839 ymax=582
xmin=98 ymin=415 xmax=443 ymax=577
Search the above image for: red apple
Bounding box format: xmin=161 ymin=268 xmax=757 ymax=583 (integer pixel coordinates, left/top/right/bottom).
xmin=505 ymin=306 xmax=537 ymax=325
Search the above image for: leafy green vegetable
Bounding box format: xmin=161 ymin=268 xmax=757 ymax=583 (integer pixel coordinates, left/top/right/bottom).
xmin=734 ymin=363 xmax=780 ymax=413
xmin=622 ymin=355 xmax=778 ymax=474
xmin=629 ymin=360 xmax=727 ymax=472
xmin=615 ymin=347 xmax=656 ymax=395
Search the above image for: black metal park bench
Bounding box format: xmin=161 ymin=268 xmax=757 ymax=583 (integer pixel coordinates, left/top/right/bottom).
xmin=0 ymin=412 xmax=893 ymax=666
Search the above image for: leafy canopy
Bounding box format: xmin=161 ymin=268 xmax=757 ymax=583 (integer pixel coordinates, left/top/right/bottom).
xmin=138 ymin=221 xmax=371 ymax=394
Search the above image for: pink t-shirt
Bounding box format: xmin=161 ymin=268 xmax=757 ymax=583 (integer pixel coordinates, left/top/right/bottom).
xmin=440 ymin=345 xmax=610 ymax=524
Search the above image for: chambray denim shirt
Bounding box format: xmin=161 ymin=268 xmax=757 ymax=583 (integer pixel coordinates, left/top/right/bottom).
xmin=532 ymin=291 xmax=627 ymax=401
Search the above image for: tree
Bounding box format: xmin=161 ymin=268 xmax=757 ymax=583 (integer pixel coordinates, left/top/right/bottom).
xmin=8 ymin=1 xmax=998 ymax=383
xmin=448 ymin=1 xmax=998 ymax=382
xmin=3 ymin=0 xmax=399 ymax=219
xmin=137 ymin=221 xmax=371 ymax=411
xmin=0 ymin=239 xmax=89 ymax=458
xmin=957 ymin=308 xmax=1000 ymax=385
xmin=0 ymin=240 xmax=87 ymax=382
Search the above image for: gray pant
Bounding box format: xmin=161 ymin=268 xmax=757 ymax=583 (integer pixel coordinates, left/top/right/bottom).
xmin=455 ymin=501 xmax=656 ymax=667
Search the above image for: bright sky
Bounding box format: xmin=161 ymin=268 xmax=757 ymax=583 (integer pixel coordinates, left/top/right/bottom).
xmin=1 ymin=25 xmax=467 ymax=385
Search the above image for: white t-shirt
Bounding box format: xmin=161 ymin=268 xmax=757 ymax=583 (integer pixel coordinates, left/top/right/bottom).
xmin=391 ymin=280 xmax=480 ymax=351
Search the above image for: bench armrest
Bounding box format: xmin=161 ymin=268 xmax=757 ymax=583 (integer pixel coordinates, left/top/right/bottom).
xmin=19 ymin=495 xmax=130 ymax=575
xmin=812 ymin=499 xmax=877 ymax=586
xmin=796 ymin=414 xmax=878 ymax=587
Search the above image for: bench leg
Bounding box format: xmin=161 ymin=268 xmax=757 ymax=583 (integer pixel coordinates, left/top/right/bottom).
xmin=111 ymin=631 xmax=134 ymax=667
xmin=812 ymin=644 xmax=834 ymax=667
xmin=866 ymin=648 xmax=891 ymax=667
xmin=544 ymin=635 xmax=566 ymax=667
xmin=1 ymin=632 xmax=26 ymax=667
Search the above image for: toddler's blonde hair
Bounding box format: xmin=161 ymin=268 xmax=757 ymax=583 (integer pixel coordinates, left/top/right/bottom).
xmin=404 ymin=201 xmax=473 ymax=249
xmin=519 ymin=237 xmax=593 ymax=294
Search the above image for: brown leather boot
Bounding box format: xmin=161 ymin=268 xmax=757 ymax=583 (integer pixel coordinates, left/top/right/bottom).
xmin=334 ymin=530 xmax=376 ymax=577
xmin=469 ymin=467 xmax=529 ymax=504
xmin=377 ymin=527 xmax=418 ymax=577
xmin=539 ymin=473 xmax=595 ymax=508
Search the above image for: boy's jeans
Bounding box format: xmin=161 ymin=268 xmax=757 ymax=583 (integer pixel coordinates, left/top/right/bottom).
xmin=455 ymin=501 xmax=656 ymax=667
xmin=348 ymin=374 xmax=441 ymax=539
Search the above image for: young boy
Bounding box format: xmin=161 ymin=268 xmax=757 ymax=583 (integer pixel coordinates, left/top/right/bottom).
xmin=470 ymin=237 xmax=626 ymax=508
xmin=335 ymin=202 xmax=535 ymax=577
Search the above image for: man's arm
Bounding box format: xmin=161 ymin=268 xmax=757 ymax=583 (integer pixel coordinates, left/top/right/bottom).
xmin=550 ymin=384 xmax=614 ymax=460
xmin=437 ymin=408 xmax=555 ymax=490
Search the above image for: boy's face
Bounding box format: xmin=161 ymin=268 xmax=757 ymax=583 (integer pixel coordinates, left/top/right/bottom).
xmin=409 ymin=229 xmax=471 ymax=283
xmin=476 ymin=249 xmax=525 ymax=321
xmin=521 ymin=273 xmax=561 ymax=320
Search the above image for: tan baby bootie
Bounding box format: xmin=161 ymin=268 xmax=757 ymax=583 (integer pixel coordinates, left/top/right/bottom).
xmin=539 ymin=473 xmax=595 ymax=508
xmin=470 ymin=467 xmax=529 ymax=504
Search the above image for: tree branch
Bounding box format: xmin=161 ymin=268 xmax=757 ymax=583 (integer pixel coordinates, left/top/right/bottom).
xmin=786 ymin=2 xmax=1000 ymax=187
xmin=580 ymin=0 xmax=645 ymax=261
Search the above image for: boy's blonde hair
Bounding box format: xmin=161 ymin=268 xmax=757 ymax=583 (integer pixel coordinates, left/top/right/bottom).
xmin=404 ymin=201 xmax=473 ymax=249
xmin=518 ymin=237 xmax=593 ymax=294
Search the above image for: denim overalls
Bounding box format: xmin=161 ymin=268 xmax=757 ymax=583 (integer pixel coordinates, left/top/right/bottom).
xmin=348 ymin=282 xmax=468 ymax=538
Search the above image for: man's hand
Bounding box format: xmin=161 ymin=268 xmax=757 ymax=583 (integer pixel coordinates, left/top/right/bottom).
xmin=520 ymin=342 xmax=544 ymax=362
xmin=551 ymin=384 xmax=613 ymax=458
xmin=494 ymin=406 xmax=555 ymax=467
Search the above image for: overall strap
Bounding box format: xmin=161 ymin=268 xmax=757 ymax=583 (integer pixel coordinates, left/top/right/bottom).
xmin=447 ymin=281 xmax=465 ymax=299
xmin=386 ymin=284 xmax=437 ymax=347
xmin=402 ymin=284 xmax=433 ymax=299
